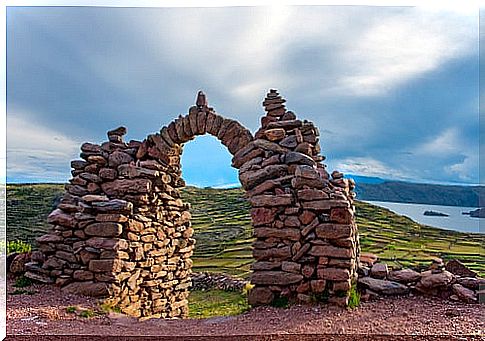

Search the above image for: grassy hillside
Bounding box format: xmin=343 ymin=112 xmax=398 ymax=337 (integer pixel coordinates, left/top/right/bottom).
xmin=6 ymin=184 xmax=485 ymax=276
xmin=354 ymin=181 xmax=482 ymax=207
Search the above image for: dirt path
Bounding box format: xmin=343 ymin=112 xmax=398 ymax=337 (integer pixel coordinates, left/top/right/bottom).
xmin=6 ymin=277 xmax=485 ymax=339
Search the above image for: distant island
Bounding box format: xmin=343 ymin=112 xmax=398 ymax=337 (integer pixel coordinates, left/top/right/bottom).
xmin=423 ymin=210 xmax=449 ymax=217
xmin=463 ymin=208 xmax=485 ymax=218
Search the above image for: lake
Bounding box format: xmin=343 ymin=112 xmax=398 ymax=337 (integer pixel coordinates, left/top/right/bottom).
xmin=366 ymin=201 xmax=483 ymax=234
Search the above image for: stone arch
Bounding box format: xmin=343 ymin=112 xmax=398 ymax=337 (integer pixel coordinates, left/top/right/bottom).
xmin=28 ymin=89 xmax=359 ymax=319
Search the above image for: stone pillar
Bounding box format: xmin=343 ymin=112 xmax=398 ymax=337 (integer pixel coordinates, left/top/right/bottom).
xmin=235 ymin=89 xmax=359 ymax=306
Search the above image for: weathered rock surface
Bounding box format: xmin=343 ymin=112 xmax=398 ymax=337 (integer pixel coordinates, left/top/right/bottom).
xmin=387 ymin=269 xmax=421 ymax=283
xmin=358 ymin=277 xmax=409 ymax=295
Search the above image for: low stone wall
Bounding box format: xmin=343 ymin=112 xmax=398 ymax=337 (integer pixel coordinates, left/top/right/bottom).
xmin=26 ymin=89 xmax=360 ymax=318
xmin=358 ymin=257 xmax=484 ymax=304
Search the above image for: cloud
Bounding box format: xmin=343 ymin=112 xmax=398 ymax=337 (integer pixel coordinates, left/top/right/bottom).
xmin=415 ymin=128 xmax=463 ymax=156
xmin=7 ymin=113 xmax=80 ymax=182
xmin=445 ymin=154 xmax=478 ymax=182
xmin=5 ymin=6 xmax=479 ymax=185
xmin=334 ymin=157 xmax=408 ymax=180
xmin=338 ymin=10 xmax=476 ymax=96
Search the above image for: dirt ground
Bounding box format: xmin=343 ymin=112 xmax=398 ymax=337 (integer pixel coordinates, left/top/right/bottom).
xmin=6 ymin=276 xmax=485 ymax=340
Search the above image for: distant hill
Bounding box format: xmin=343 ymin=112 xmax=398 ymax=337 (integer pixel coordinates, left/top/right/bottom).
xmin=353 ymin=180 xmax=483 ymax=207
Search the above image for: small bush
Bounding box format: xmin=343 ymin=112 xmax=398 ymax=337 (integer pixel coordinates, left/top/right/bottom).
xmin=8 ymin=240 xmax=31 ymax=254
xmin=14 ymin=276 xmax=32 ymax=288
xmin=347 ymin=283 xmax=360 ymax=309
xmin=66 ymin=306 xmax=77 ymax=314
xmin=79 ymin=310 xmax=96 ymax=318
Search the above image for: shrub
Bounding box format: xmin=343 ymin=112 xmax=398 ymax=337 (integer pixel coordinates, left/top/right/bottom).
xmin=66 ymin=306 xmax=77 ymax=314
xmin=14 ymin=276 xmax=32 ymax=288
xmin=8 ymin=240 xmax=31 ymax=254
xmin=79 ymin=310 xmax=96 ymax=318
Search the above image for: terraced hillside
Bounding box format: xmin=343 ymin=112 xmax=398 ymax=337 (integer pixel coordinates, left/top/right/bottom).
xmin=6 ymin=184 xmax=485 ymax=277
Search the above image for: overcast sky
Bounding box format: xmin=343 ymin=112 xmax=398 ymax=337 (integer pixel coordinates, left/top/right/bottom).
xmin=6 ymin=6 xmax=479 ymax=186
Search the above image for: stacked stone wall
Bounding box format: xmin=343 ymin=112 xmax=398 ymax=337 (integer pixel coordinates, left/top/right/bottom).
xmin=27 ymin=89 xmax=359 ymax=317
xmin=238 ymin=90 xmax=359 ymax=306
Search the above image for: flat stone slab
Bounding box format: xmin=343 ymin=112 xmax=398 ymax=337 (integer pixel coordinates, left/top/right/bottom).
xmin=358 ymin=277 xmax=410 ymax=295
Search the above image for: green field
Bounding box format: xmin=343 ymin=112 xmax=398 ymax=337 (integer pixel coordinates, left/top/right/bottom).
xmin=6 ymin=184 xmax=485 ymax=277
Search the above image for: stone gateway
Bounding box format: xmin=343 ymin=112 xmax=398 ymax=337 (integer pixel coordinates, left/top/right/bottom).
xmin=27 ymin=90 xmax=359 ymax=319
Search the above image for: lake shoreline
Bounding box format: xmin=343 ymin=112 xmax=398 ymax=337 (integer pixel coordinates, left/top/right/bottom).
xmin=365 ymin=200 xmax=483 ymax=234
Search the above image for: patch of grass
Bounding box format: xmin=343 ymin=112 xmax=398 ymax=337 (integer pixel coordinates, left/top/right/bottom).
xmin=14 ymin=276 xmax=32 ymax=288
xmin=79 ymin=309 xmax=96 ymax=318
xmin=66 ymin=306 xmax=77 ymax=314
xmin=8 ymin=240 xmax=31 ymax=254
xmin=188 ymin=289 xmax=249 ymax=319
xmin=347 ymin=284 xmax=360 ymax=309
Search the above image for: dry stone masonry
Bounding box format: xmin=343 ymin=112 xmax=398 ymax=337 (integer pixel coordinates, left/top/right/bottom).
xmin=26 ymin=90 xmax=359 ymax=318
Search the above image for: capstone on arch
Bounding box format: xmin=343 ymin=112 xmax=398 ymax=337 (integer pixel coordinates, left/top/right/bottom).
xmin=28 ymin=90 xmax=359 ymax=319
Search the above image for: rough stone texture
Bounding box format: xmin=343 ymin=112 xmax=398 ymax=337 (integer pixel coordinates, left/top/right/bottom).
xmin=446 ymin=259 xmax=477 ymax=278
xmin=452 ymin=284 xmax=477 ymax=303
xmin=29 ymin=89 xmax=359 ymax=318
xmin=370 ymin=263 xmax=389 ymax=279
xmin=387 ymin=269 xmax=421 ymax=283
xmin=358 ymin=277 xmax=410 ymax=295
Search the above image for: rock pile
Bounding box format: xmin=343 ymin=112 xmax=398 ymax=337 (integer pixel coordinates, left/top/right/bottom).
xmin=358 ymin=256 xmax=484 ymax=304
xmin=26 ymin=89 xmax=360 ymax=318
xmin=239 ymin=90 xmax=359 ymax=306
xmin=191 ymin=272 xmax=249 ymax=292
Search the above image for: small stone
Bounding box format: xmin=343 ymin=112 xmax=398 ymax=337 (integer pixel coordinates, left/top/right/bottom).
xmin=251 ymin=271 xmax=303 ymax=285
xmin=248 ymin=287 xmax=274 ymax=306
xmin=283 ymin=152 xmax=315 ymax=166
xmin=311 ymin=279 xmax=326 ymax=293
xmin=24 ymin=271 xmax=54 ymax=284
xmin=387 ymin=269 xmax=421 ymax=283
xmin=85 ymin=222 xmax=123 ymax=237
xmin=452 ymin=283 xmax=477 ymax=303
xmin=281 ymin=261 xmax=301 ymax=273
xmin=279 ymin=135 xmax=298 ymax=148
xmin=359 ymin=253 xmax=378 ymax=266
xmin=317 ymin=268 xmax=350 ymax=281
xmin=264 ymin=128 xmax=286 ymax=141
xmin=249 ymin=194 xmax=293 ymax=207
xmin=416 ymin=270 xmax=454 ymax=292
xmin=331 ymin=171 xmax=344 ymax=179
xmin=62 ymin=281 xmax=109 ymax=297
xmin=445 ymin=259 xmax=477 ymax=278
xmin=88 ymin=259 xmax=123 ymax=273
xmin=370 ymin=263 xmax=389 ymax=279
xmin=10 ymin=253 xmax=31 ymax=274
xmin=250 ymin=207 xmax=277 ymax=226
